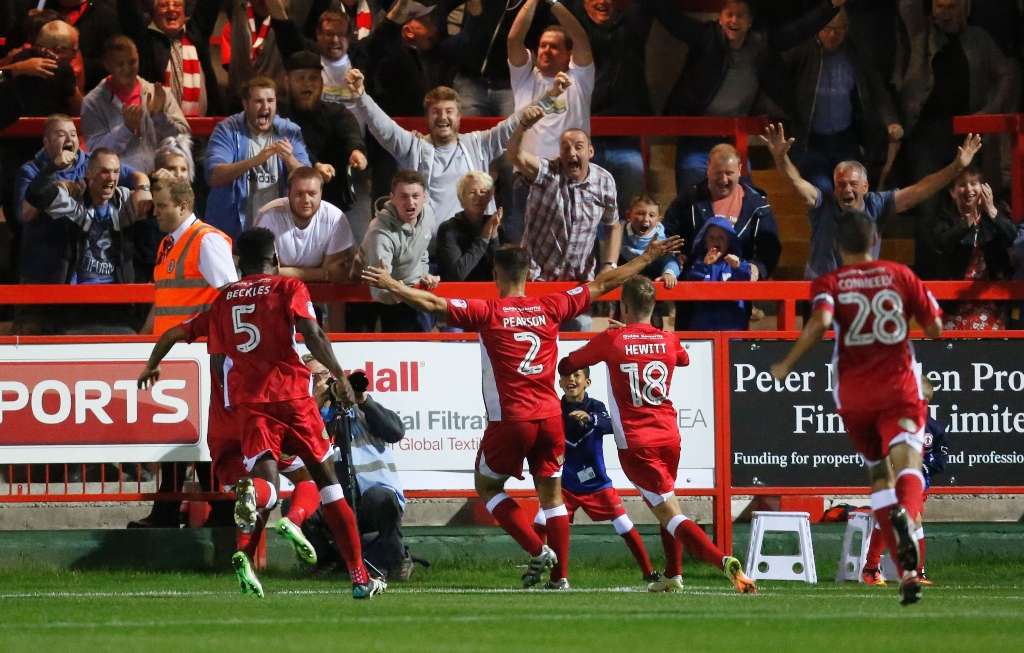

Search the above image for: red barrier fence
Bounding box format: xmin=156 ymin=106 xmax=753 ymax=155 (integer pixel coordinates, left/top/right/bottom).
xmin=4 ymin=280 xmax=1024 ymax=332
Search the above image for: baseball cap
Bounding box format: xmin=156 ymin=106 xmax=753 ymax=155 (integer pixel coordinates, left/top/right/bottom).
xmin=406 ymin=1 xmax=436 ymax=20
xmin=285 ymin=50 xmax=323 ymax=72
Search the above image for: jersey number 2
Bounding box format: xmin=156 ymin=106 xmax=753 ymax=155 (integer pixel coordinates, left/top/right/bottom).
xmin=232 ymin=304 xmax=261 ymax=353
xmin=619 ymin=361 xmax=669 ymax=407
xmin=514 ymin=332 xmax=543 ymax=376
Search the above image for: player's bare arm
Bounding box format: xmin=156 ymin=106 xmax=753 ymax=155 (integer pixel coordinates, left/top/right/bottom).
xmin=361 ymin=265 xmax=449 ymax=316
xmin=295 ymin=317 xmax=356 ymax=407
xmin=770 ymin=309 xmax=832 ymax=381
xmin=894 ymin=133 xmax=982 ymax=213
xmin=137 ymin=325 xmax=190 ymax=389
xmin=587 ymin=236 xmax=684 ymax=298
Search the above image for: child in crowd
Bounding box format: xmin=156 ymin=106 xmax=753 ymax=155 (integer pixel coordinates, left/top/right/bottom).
xmin=680 ymin=215 xmax=753 ymax=331
xmin=862 ymin=377 xmax=948 ymax=586
xmin=618 ymin=194 xmax=681 ymax=329
xmin=533 ymin=367 xmax=661 ymax=589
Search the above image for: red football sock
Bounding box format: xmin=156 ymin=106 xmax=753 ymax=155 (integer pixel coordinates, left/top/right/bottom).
xmin=621 ymin=528 xmax=654 ymax=577
xmin=872 ymin=507 xmax=904 ymax=576
xmin=286 ymin=480 xmax=320 ymax=526
xmin=320 ymin=485 xmax=368 ymax=585
xmin=895 ymin=470 xmax=925 ymax=522
xmin=240 ymin=515 xmax=267 ymax=560
xmin=544 ymin=507 xmax=570 ymax=582
xmin=671 ymin=516 xmax=725 ymax=568
xmin=864 ymin=524 xmax=886 ymax=569
xmin=660 ymin=527 xmax=683 ymax=577
xmin=236 ymin=529 xmax=251 ymax=554
xmin=486 ymin=494 xmax=544 ymax=556
xmin=250 ymin=477 xmax=276 ymax=510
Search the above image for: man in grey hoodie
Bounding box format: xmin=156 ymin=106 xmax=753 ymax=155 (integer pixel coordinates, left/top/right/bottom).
xmin=359 ymin=170 xmax=438 ymax=333
xmin=344 ymin=67 xmax=527 ymax=231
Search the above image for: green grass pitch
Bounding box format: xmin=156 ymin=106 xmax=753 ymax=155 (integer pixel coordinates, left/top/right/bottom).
xmin=2 ymin=560 xmax=1023 ymax=652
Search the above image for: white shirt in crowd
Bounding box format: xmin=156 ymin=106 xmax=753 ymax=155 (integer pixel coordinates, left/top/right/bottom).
xmin=254 ymin=197 xmax=355 ymax=268
xmin=510 ymin=52 xmax=595 ymax=159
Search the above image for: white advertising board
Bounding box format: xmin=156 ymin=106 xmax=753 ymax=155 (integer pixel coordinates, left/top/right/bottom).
xmin=0 ymin=338 xmax=717 ymax=490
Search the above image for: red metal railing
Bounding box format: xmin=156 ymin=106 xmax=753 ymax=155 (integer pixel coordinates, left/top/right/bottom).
xmin=4 ymin=280 xmax=1024 ymax=332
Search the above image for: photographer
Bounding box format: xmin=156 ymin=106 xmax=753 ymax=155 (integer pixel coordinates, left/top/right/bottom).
xmin=301 ymin=355 xmax=414 ymax=581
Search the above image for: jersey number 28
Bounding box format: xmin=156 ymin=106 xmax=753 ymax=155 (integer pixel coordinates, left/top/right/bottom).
xmin=838 ymin=289 xmax=907 ymax=346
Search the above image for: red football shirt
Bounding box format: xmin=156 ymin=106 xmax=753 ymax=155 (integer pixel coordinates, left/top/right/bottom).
xmin=811 ymin=260 xmax=941 ymax=413
xmin=184 ymin=274 xmax=316 ymax=406
xmin=446 ymin=285 xmax=591 ymax=422
xmin=564 ymin=323 xmax=689 ymax=449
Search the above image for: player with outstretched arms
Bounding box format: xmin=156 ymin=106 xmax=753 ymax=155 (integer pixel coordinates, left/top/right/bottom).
xmin=362 ymin=237 xmax=682 ymax=589
xmin=139 ymin=228 xmax=383 ymax=600
xmin=771 ymin=211 xmax=942 ymax=605
xmin=557 ymin=276 xmax=757 ymax=594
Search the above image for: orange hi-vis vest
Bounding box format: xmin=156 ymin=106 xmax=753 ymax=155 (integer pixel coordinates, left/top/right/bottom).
xmin=153 ymin=220 xmax=232 ymax=336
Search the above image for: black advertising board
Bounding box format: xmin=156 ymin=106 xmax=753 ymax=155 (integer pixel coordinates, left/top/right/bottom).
xmin=729 ymin=339 xmax=1024 ymax=487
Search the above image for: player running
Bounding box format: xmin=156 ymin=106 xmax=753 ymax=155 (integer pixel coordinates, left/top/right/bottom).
xmin=139 ymin=228 xmax=383 ymax=600
xmin=557 ymin=276 xmax=756 ymax=594
xmin=771 ymin=212 xmax=942 ymax=605
xmin=532 ymin=367 xmax=658 ymax=587
xmin=362 ymin=238 xmax=682 ymax=589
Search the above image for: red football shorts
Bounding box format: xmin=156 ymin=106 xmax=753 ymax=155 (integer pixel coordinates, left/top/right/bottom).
xmin=840 ymin=399 xmax=927 ymax=464
xmin=207 ymin=386 xmax=246 ymax=489
xmin=237 ymin=398 xmax=331 ymax=471
xmin=618 ymin=444 xmax=680 ymax=505
xmin=563 ymin=486 xmax=627 ymax=522
xmin=476 ymin=415 xmax=565 ymax=480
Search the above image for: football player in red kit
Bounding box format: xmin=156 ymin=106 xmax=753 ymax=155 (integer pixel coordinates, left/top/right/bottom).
xmin=772 ymin=211 xmax=942 ymax=605
xmin=362 ymin=238 xmax=682 ymax=589
xmin=139 ymin=228 xmax=382 ymax=600
xmin=557 ymin=276 xmax=757 ymax=593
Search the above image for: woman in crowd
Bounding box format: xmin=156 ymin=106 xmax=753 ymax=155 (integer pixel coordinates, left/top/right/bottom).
xmin=932 ymin=166 xmax=1017 ymax=331
xmin=435 ymin=171 xmax=503 ymax=282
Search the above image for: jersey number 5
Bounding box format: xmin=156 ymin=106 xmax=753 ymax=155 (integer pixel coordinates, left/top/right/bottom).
xmin=232 ymin=304 xmax=261 ymax=353
xmin=838 ymin=289 xmax=907 ymax=346
xmin=619 ymin=361 xmax=669 ymax=407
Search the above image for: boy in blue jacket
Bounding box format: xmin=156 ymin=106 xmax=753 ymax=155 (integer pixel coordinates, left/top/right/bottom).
xmin=533 ymin=366 xmax=660 ymax=588
xmin=681 ymin=215 xmax=753 ymax=331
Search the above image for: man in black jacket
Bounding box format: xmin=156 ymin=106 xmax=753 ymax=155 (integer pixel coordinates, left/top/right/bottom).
xmin=646 ymin=0 xmax=845 ymax=193
xmin=785 ymin=8 xmax=903 ymax=193
xmin=279 ymin=51 xmax=367 ymax=218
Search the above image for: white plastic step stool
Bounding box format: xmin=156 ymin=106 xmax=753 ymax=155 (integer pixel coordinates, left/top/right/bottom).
xmin=745 ymin=511 xmax=817 ymax=583
xmin=836 ymin=511 xmax=873 ymax=583
xmin=836 ymin=512 xmax=903 ymax=582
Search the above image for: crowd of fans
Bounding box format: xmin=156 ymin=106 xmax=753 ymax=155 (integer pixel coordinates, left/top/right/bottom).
xmin=2 ymin=0 xmax=1024 ymax=335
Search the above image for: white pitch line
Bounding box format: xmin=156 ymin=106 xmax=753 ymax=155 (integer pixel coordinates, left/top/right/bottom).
xmin=3 ymin=608 xmax=1024 ymax=632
